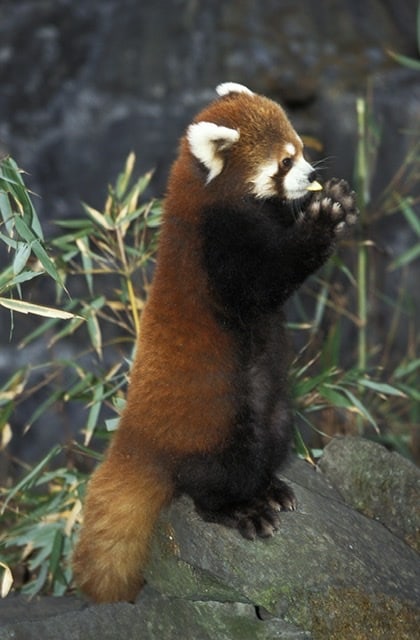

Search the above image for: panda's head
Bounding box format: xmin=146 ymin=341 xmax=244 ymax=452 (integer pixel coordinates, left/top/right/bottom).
xmin=186 ymin=82 xmax=322 ymax=202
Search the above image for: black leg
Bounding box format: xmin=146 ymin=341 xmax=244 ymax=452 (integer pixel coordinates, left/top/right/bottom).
xmin=175 ymin=416 xmax=296 ymax=540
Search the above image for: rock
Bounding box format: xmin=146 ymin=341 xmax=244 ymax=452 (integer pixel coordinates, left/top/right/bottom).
xmin=0 ymin=591 xmax=309 ymax=640
xmin=318 ymin=435 xmax=420 ymax=552
xmin=144 ymin=455 xmax=420 ymax=637
xmin=1 ymin=439 xmax=419 ymax=638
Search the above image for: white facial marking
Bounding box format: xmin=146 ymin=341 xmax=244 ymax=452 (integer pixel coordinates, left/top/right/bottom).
xmin=283 ymin=157 xmax=315 ymax=200
xmin=216 ymin=82 xmax=254 ymax=97
xmin=187 ymin=121 xmax=240 ymax=183
xmin=285 ymin=142 xmax=296 ymax=156
xmin=250 ymin=160 xmax=279 ymax=199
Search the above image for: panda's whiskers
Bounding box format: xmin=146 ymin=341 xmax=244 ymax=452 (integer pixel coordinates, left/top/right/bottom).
xmin=311 ymin=156 xmax=334 ymax=173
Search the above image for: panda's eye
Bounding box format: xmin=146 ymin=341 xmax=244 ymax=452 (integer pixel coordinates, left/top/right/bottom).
xmin=282 ymin=157 xmax=293 ymax=169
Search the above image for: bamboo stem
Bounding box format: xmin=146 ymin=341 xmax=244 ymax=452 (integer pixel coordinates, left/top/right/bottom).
xmin=355 ymin=98 xmax=369 ymax=375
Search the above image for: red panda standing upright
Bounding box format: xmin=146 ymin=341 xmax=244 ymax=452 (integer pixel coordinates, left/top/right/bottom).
xmin=72 ymin=82 xmax=358 ymax=603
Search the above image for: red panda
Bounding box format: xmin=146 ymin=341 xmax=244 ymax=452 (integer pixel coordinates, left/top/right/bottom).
xmin=72 ymin=82 xmax=358 ymax=603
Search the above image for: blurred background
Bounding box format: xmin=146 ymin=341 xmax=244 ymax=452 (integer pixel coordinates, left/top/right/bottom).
xmin=0 ymin=0 xmax=419 ymax=472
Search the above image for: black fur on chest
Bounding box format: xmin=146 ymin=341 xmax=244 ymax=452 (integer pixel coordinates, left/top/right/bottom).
xmin=199 ymin=196 xmax=301 ymax=324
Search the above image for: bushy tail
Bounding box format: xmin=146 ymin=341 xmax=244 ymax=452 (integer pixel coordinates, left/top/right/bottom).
xmin=72 ymin=450 xmax=173 ymax=603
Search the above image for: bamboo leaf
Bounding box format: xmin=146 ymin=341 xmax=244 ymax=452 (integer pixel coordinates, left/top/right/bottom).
xmin=293 ymin=368 xmax=336 ymax=398
xmin=84 ymin=383 xmax=104 ymax=446
xmin=330 ymin=384 xmax=378 ymax=431
xmin=396 ymin=382 xmax=420 ymax=403
xmin=330 ymin=254 xmax=357 ymax=285
xmin=0 ymin=563 xmax=13 ymax=598
xmin=394 ymin=358 xmax=420 ymax=379
xmin=0 ymin=298 xmax=81 ymax=320
xmin=387 ymin=49 xmax=420 ymax=70
xmin=48 ymin=530 xmax=65 ymax=578
xmin=319 ymin=385 xmax=353 ymax=408
xmin=82 ymin=203 xmax=114 ymax=230
xmin=54 ymin=218 xmax=94 ymax=230
xmin=0 ymin=231 xmax=18 ymax=249
xmin=105 ymin=417 xmax=120 ymax=432
xmin=75 ymin=237 xmax=94 ymax=296
xmin=356 ymin=378 xmax=406 ymax=397
xmin=389 ymin=243 xmax=420 ymax=270
xmin=0 ymin=192 xmax=14 ymax=235
xmin=312 ymin=281 xmax=329 ymax=332
xmin=0 ymin=269 xmax=44 ymax=293
xmin=47 ymin=316 xmax=85 ymax=348
xmin=8 ymin=214 xmax=63 ymax=284
xmin=86 ymin=306 xmax=103 ymax=359
xmin=115 ymin=151 xmax=135 ymax=198
xmin=31 ymin=240 xmax=63 ymax=283
xmin=72 ymin=441 xmax=104 ymax=462
xmin=63 ymin=370 xmax=94 ymax=402
xmin=12 ymin=243 xmax=31 ymax=275
xmin=395 ymin=195 xmax=420 ymax=237
xmin=13 ymin=214 xmax=35 ymax=242
xmin=1 ymin=445 xmax=62 ymax=514
xmin=4 ymin=158 xmax=43 ymax=237
xmin=293 ymin=425 xmax=316 ymax=466
xmin=136 ymin=169 xmax=154 ymax=195
xmin=144 ymin=202 xmax=162 ymax=227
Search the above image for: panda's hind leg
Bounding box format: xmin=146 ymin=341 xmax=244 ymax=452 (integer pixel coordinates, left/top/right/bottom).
xmin=176 ymin=429 xmax=297 ymax=540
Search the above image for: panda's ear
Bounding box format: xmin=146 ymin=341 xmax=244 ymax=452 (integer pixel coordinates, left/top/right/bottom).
xmin=187 ymin=121 xmax=240 ymax=183
xmin=216 ymin=82 xmax=254 ymax=97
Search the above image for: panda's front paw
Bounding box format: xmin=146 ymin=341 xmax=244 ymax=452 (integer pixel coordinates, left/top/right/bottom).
xmin=306 ymin=178 xmax=358 ymax=233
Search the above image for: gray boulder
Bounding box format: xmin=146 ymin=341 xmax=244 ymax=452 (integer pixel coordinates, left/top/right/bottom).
xmin=318 ymin=435 xmax=420 ymax=552
xmin=0 ymin=437 xmax=419 ymax=639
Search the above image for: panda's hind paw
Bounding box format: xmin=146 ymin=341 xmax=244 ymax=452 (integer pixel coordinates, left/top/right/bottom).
xmin=235 ymin=478 xmax=297 ymax=541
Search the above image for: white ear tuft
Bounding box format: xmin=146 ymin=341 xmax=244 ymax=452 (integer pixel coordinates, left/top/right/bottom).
xmin=187 ymin=121 xmax=240 ymax=183
xmin=216 ymin=82 xmax=254 ymax=97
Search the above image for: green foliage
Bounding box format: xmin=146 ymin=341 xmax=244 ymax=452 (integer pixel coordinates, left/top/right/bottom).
xmin=0 ymin=152 xmax=161 ymax=596
xmin=291 ymin=93 xmax=419 ymax=461
xmin=1 ymin=446 xmax=83 ymax=597
xmin=0 ymin=157 xmax=77 ymax=322
xmin=387 ymin=1 xmax=420 ymax=70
